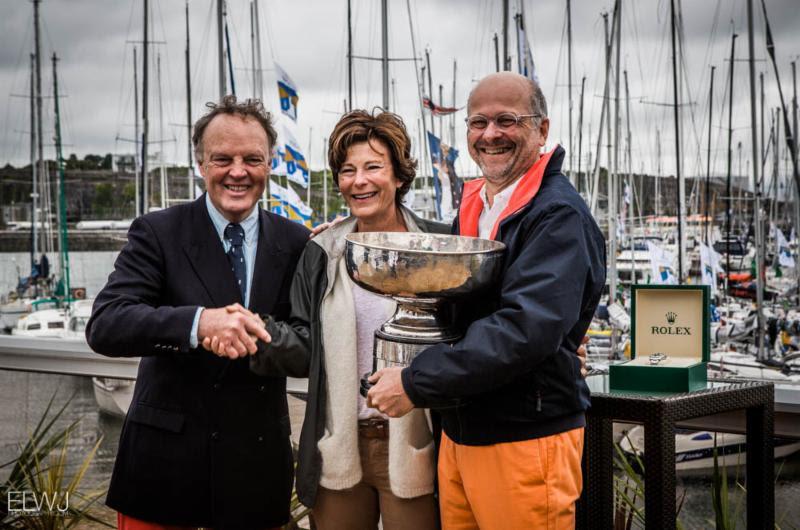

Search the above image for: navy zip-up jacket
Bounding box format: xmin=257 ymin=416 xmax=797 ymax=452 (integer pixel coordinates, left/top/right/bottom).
xmin=401 ymin=146 xmax=606 ymax=445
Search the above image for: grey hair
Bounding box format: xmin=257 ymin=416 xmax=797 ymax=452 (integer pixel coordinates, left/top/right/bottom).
xmin=529 ymin=79 xmax=548 ymax=122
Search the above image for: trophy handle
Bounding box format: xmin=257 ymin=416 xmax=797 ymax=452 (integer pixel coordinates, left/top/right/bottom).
xmin=360 ymin=373 xmax=373 ymax=398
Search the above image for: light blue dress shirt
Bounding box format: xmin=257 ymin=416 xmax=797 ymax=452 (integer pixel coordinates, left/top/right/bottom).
xmin=189 ymin=194 xmax=260 ymax=348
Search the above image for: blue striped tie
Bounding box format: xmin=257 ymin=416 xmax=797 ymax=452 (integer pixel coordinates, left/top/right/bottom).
xmin=224 ymin=223 xmax=246 ymax=303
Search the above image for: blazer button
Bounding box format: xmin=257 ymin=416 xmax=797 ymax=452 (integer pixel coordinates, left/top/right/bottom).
xmin=213 ymin=383 xmax=221 ymax=391
xmin=258 ymin=435 xmax=264 ymax=442
xmin=258 ymin=385 xmax=266 ymax=392
xmin=211 ymin=431 xmax=220 ymax=441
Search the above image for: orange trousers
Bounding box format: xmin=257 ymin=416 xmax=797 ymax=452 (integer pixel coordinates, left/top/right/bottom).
xmin=438 ymin=427 xmax=584 ymax=530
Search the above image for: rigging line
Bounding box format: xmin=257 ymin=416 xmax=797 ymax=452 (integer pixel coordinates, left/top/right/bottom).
xmin=1 ymin=10 xmax=33 ymax=163
xmin=114 ymin=1 xmax=137 ymax=145
xmin=191 ymin=0 xmax=215 ymax=111
xmin=153 ymin=0 xmax=178 ymax=159
xmin=259 ymin=0 xmax=277 ymax=63
xmin=676 ymin=4 xmax=708 ymax=179
xmin=623 ymin=2 xmax=649 ymax=181
xmin=224 ymin=3 xmax=248 ymax=93
xmin=551 ymin=4 xmax=567 ymax=145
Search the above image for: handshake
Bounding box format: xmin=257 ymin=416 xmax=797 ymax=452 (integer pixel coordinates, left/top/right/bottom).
xmin=198 ymin=303 xmax=270 ymax=359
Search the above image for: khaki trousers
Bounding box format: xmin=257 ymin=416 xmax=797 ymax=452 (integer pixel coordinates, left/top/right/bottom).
xmin=312 ymin=432 xmax=439 ymax=530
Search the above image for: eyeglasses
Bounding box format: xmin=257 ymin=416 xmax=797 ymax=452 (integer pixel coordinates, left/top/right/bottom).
xmin=465 ymin=113 xmax=542 ymax=131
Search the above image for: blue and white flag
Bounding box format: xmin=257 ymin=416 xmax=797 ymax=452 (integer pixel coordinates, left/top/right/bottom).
xmin=271 ymin=145 xmax=287 ymax=176
xmin=280 ymin=126 xmax=309 ymax=188
xmin=699 ymin=242 xmax=722 ymax=295
xmin=515 ymin=12 xmax=538 ymax=82
xmin=427 ymin=132 xmax=462 ymax=221
xmin=776 ymin=227 xmax=795 ymax=268
xmin=647 ymin=241 xmax=677 ymax=285
xmin=270 ymin=181 xmax=312 ymax=227
xmin=275 ymin=62 xmax=299 ymax=122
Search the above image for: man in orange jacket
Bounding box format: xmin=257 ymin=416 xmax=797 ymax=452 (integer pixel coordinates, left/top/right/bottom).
xmin=367 ymin=72 xmax=606 ymax=529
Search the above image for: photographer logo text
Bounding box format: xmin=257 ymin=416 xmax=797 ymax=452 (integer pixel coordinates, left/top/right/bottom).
xmin=7 ymin=490 xmax=69 ymax=515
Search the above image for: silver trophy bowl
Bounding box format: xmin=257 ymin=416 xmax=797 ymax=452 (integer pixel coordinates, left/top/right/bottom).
xmin=344 ymin=232 xmax=506 ymax=395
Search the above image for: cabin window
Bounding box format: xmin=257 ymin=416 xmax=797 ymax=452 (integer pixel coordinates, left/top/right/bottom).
xmin=47 ymin=321 xmax=64 ymax=329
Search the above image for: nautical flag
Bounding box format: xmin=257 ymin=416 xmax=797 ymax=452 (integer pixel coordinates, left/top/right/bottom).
xmin=275 ymin=62 xmax=299 ymax=122
xmin=699 ymin=242 xmax=721 ymax=295
xmin=270 ymin=181 xmax=312 ymax=227
xmin=422 ymin=97 xmax=460 ymax=116
xmin=284 ymin=144 xmax=310 ymax=188
xmin=776 ymin=227 xmax=795 ymax=268
xmin=275 ymin=126 xmax=309 ymax=188
xmin=646 ymin=241 xmax=677 ymax=285
xmin=515 ymin=12 xmax=538 ymax=82
xmin=427 ymin=132 xmax=463 ymax=221
xmin=271 ymin=145 xmax=287 ymax=176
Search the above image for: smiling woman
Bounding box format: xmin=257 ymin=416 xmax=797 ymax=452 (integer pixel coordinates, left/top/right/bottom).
xmin=245 ymin=109 xmax=450 ymax=530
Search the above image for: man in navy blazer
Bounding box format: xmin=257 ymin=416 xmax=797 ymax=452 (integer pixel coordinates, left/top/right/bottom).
xmin=86 ymin=95 xmax=309 ymax=529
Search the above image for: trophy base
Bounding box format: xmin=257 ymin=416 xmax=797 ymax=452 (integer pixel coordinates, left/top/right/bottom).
xmin=360 ymin=330 xmax=461 ymax=398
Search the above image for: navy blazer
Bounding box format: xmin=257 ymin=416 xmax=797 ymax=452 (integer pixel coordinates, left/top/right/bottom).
xmin=86 ymin=195 xmax=309 ymax=528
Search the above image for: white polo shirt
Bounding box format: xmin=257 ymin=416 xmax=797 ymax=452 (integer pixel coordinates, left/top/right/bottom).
xmin=477 ymin=176 xmax=522 ymax=239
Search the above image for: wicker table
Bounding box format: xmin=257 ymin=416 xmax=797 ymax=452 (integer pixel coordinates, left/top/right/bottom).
xmin=576 ymin=380 xmax=774 ymax=529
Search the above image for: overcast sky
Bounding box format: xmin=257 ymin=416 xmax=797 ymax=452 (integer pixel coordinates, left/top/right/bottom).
xmin=1 ymin=0 xmax=799 ymax=185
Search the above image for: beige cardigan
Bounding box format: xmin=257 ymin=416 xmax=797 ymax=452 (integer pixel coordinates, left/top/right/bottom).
xmin=313 ymin=211 xmax=436 ymax=498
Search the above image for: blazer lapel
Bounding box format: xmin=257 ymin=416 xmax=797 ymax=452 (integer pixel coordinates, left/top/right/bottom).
xmin=183 ymin=195 xmax=242 ymax=308
xmin=248 ymin=210 xmax=291 ymax=314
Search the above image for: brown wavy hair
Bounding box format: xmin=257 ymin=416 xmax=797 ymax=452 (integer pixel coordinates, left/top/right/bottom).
xmin=192 ymin=95 xmax=277 ymax=164
xmin=328 ymin=109 xmax=417 ymax=202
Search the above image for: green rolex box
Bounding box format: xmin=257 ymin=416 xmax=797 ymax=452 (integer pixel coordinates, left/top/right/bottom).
xmin=609 ymin=285 xmax=710 ymax=393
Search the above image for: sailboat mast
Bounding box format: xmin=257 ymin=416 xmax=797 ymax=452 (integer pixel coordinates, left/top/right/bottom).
xmin=225 ymin=16 xmax=236 ymax=96
xmin=185 ymin=0 xmax=193 ymax=198
xmin=793 ymin=61 xmax=798 ymax=168
xmin=52 ymin=53 xmax=70 ymax=302
xmin=254 ymin=0 xmax=263 ymax=100
xmin=589 ymin=10 xmax=613 ymax=216
xmin=625 ymin=69 xmax=635 ymax=283
xmin=610 ymin=0 xmax=621 ymax=297
xmin=157 ymin=53 xmax=167 ymax=209
xmin=33 ymin=0 xmax=45 ymax=256
xmin=577 ymin=76 xmax=585 ymax=194
xmin=250 ymin=2 xmax=256 ymax=96
xmin=502 ymin=0 xmax=509 ymax=70
xmin=217 ymin=0 xmax=226 ymax=99
xmin=381 ymin=0 xmax=389 ymax=110
xmin=669 ymin=0 xmax=684 ymax=282
xmin=726 ymin=32 xmax=737 ymax=296
xmin=134 ymin=46 xmax=141 ymax=217
xmin=451 ymin=60 xmax=457 ymax=146
xmin=706 ymin=66 xmax=715 ymax=244
xmin=760 ymin=72 xmax=765 ymax=170
xmin=656 ymin=128 xmax=661 ymax=218
xmin=493 ymin=32 xmax=500 ymax=73
xmin=605 ymin=4 xmax=617 ymax=303
xmin=29 ymin=53 xmax=37 ymax=271
xmin=567 ymin=0 xmax=573 ymax=186
xmin=347 ymin=0 xmax=353 ymax=111
xmin=323 ymin=137 xmax=329 ymax=221
xmin=141 ymin=0 xmax=150 ymax=216
xmin=747 ymin=0 xmax=765 ymax=359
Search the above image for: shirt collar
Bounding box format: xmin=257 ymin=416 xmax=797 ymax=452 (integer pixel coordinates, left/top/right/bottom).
xmin=205 ymin=193 xmax=260 ymax=244
xmin=480 ymin=176 xmax=522 ymax=212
